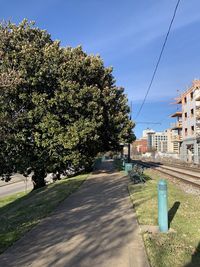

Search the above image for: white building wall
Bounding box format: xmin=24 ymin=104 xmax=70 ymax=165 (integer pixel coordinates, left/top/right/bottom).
xmin=179 ymin=82 xmax=200 ymax=164
xmin=152 ymin=132 xmax=168 ymax=152
xmin=182 ymin=92 xmax=196 ymax=140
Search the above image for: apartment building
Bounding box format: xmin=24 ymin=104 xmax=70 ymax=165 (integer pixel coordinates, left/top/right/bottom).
xmin=142 ymin=129 xmax=155 ymax=151
xmin=145 ymin=130 xmax=167 ymax=152
xmin=171 ymin=80 xmax=200 ymax=164
xmin=153 ymin=132 xmax=168 ymax=152
xmin=166 ymin=129 xmax=180 ymax=154
xmin=144 ymin=128 xmax=179 ymax=154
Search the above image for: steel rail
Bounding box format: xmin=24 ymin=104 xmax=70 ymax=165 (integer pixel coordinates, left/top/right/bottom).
xmin=136 ymin=161 xmax=200 ymax=189
xmin=145 ymin=161 xmax=200 ymax=174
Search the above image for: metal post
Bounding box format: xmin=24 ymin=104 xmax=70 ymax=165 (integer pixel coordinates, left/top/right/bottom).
xmin=128 ymin=143 xmax=131 ymax=163
xmin=125 ymin=163 xmax=133 ymax=175
xmin=101 ymin=155 xmax=106 ymax=162
xmin=122 ymin=159 xmax=125 ymax=170
xmin=158 ymin=179 xmax=168 ymax=232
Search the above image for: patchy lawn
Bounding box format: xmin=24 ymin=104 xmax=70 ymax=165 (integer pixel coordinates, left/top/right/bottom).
xmin=128 ymin=169 xmax=200 ymax=267
xmin=0 ymin=174 xmax=88 ymax=254
xmin=113 ymin=158 xmax=124 ymax=171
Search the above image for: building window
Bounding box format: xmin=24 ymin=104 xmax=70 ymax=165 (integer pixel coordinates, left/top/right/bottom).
xmin=184 ymin=96 xmax=187 ymax=104
xmin=185 ymin=112 xmax=187 ymax=119
xmin=185 ymin=128 xmax=188 ymax=136
xmin=190 ymin=92 xmax=193 ymax=100
xmin=191 ymin=109 xmax=194 ymax=117
xmin=191 ymin=126 xmax=194 ymax=135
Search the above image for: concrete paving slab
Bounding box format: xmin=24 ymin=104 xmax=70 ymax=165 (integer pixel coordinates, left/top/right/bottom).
xmin=0 ymin=160 xmax=149 ymax=267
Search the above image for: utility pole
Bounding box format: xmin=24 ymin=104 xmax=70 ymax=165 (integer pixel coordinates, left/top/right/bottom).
xmin=128 ymin=101 xmax=132 ymax=163
xmin=128 ymin=143 xmax=131 ymax=163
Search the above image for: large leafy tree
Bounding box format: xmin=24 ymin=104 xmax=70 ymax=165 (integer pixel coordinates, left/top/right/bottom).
xmin=0 ymin=20 xmax=135 ymax=189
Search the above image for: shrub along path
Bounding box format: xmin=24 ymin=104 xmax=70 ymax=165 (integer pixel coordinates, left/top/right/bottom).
xmin=0 ymin=160 xmax=149 ymax=267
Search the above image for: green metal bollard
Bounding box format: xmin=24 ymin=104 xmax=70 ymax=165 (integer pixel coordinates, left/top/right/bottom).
xmin=122 ymin=158 xmax=127 ymax=170
xmin=122 ymin=159 xmax=125 ymax=170
xmin=125 ymin=163 xmax=133 ymax=175
xmin=158 ymin=180 xmax=168 ymax=232
xmin=101 ymin=155 xmax=106 ymax=162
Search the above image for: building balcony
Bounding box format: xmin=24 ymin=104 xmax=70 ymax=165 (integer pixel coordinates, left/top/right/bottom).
xmin=196 ymin=117 xmax=200 ymax=125
xmin=196 ymin=131 xmax=200 ymax=138
xmin=170 ymin=122 xmax=182 ymax=130
xmin=195 ymin=89 xmax=200 ymax=101
xmin=196 ymin=103 xmax=200 ymax=108
xmin=170 ymin=111 xmax=182 ymax=118
xmin=171 ymin=135 xmax=182 ymax=142
xmin=196 ymin=107 xmax=200 ymax=118
xmin=174 ymin=97 xmax=182 ymax=104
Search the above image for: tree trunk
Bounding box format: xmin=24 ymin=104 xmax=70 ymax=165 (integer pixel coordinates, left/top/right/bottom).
xmin=32 ymin=168 xmax=46 ymax=190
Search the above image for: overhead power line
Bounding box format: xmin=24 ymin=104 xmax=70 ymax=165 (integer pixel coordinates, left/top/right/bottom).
xmin=134 ymin=0 xmax=181 ymax=119
xmin=136 ymin=122 xmax=161 ymax=125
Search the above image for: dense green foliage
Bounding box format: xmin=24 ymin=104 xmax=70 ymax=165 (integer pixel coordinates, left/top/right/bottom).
xmin=0 ymin=20 xmax=135 ymax=189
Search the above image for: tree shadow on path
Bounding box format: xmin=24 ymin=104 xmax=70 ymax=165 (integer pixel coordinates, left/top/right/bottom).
xmin=0 ymin=160 xmax=146 ymax=267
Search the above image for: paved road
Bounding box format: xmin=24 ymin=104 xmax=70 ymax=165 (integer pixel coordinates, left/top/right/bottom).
xmin=0 ymin=160 xmax=149 ymax=267
xmin=0 ymin=179 xmax=33 ymax=198
xmin=0 ymin=173 xmax=27 ymax=187
xmin=0 ymin=173 xmax=53 ymax=198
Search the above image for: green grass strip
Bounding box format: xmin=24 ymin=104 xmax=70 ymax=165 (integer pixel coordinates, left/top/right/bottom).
xmin=113 ymin=158 xmax=123 ymax=171
xmin=0 ymin=174 xmax=88 ymax=254
xmin=128 ymin=169 xmax=200 ymax=267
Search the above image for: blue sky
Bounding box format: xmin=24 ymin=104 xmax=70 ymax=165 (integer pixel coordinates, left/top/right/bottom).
xmin=1 ymin=0 xmax=200 ymax=138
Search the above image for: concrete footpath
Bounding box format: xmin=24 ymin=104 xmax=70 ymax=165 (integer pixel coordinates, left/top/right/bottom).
xmin=0 ymin=160 xmax=149 ymax=267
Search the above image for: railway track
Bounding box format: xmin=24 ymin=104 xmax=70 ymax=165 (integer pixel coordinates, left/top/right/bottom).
xmin=143 ymin=160 xmax=200 ymax=174
xmin=134 ymin=160 xmax=200 ymax=189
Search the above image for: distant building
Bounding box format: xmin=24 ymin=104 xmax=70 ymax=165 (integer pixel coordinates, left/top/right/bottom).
xmin=146 ymin=132 xmax=154 ymax=151
xmin=141 ymin=128 xmax=155 ymax=151
xmin=134 ymin=127 xmax=181 ymax=156
xmin=146 ymin=130 xmax=168 ymax=152
xmin=145 ymin=129 xmax=179 ymax=154
xmin=132 ymin=139 xmax=147 ymax=154
xmin=153 ymin=131 xmax=168 ymax=152
xmin=142 ymin=128 xmax=155 ymax=139
xmin=166 ymin=129 xmax=180 ymax=154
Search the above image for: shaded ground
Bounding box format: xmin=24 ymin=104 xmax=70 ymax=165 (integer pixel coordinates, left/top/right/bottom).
xmin=0 ymin=174 xmax=87 ymax=253
xmin=0 ymin=160 xmax=149 ymax=267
